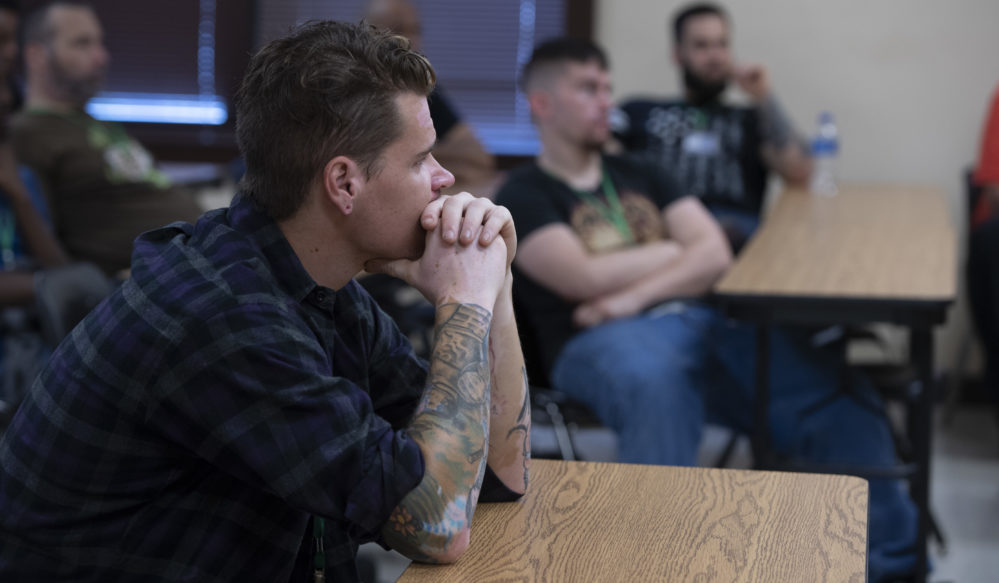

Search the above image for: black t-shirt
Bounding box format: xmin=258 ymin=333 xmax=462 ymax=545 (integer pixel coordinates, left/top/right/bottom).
xmin=615 ymin=99 xmax=768 ymax=216
xmin=496 ymin=154 xmax=683 ymax=378
xmin=427 ymin=87 xmax=460 ymax=140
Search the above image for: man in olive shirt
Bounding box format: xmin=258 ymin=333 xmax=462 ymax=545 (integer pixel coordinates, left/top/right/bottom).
xmin=11 ymin=2 xmax=201 ymax=274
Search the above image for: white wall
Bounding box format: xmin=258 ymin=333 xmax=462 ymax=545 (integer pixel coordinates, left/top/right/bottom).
xmin=596 ymin=0 xmax=999 ymax=371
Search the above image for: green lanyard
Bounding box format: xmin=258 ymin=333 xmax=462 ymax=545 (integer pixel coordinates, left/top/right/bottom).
xmin=569 ymin=168 xmax=634 ymax=245
xmin=313 ymin=516 xmax=325 ymax=582
xmin=0 ymin=210 xmax=15 ymax=270
xmin=694 ymin=108 xmax=710 ymax=130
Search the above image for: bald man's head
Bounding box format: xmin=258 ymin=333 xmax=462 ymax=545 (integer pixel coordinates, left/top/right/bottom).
xmin=364 ymin=0 xmax=422 ymax=51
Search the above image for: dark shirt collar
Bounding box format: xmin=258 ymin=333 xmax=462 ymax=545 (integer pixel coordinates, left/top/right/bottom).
xmin=226 ymin=193 xmax=319 ymax=303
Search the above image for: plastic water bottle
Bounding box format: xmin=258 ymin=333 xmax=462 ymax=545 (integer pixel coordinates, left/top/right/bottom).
xmin=809 ymin=111 xmax=839 ymax=196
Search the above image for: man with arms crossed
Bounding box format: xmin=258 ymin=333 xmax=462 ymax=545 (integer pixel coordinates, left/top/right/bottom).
xmin=498 ymin=37 xmax=916 ymax=582
xmin=0 ymin=21 xmax=529 ymax=582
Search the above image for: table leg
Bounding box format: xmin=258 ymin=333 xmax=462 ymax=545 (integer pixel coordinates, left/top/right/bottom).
xmin=752 ymin=324 xmax=773 ymax=469
xmin=909 ymin=326 xmax=933 ymax=583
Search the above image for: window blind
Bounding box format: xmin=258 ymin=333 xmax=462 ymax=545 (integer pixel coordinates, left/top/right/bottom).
xmin=255 ymin=0 xmax=567 ymax=154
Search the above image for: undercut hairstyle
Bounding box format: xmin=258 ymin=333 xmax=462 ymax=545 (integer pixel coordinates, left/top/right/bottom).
xmin=671 ymin=2 xmax=729 ymax=45
xmin=23 ymin=1 xmax=93 ymax=45
xmin=235 ymin=20 xmax=436 ymax=220
xmin=520 ymin=37 xmax=608 ymax=93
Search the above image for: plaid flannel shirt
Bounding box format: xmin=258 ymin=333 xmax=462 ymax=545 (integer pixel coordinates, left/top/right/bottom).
xmin=0 ymin=194 xmax=426 ymax=582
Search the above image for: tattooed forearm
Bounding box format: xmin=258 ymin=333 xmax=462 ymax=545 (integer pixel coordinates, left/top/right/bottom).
xmin=506 ymin=367 xmax=531 ymax=492
xmin=416 ymin=306 xmax=490 ymax=417
xmin=484 ymin=300 xmax=532 ymax=497
xmin=506 ymin=375 xmax=530 ymax=440
xmin=383 ymin=303 xmax=493 ymax=562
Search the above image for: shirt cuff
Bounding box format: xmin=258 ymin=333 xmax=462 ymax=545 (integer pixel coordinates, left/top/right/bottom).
xmin=343 ymin=426 xmax=425 ymax=541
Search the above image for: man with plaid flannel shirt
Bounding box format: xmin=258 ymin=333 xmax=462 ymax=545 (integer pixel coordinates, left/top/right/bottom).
xmin=0 ymin=19 xmax=530 ymax=582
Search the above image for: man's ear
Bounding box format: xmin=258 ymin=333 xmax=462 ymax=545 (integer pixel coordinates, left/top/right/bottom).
xmin=322 ymin=155 xmax=364 ymax=215
xmin=671 ymin=45 xmax=681 ymax=67
xmin=527 ymin=91 xmax=550 ymax=121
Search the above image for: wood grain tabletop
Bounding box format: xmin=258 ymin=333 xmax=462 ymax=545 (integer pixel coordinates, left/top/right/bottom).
xmin=715 ymin=185 xmax=955 ymax=302
xmin=398 ymin=459 xmax=868 ymax=582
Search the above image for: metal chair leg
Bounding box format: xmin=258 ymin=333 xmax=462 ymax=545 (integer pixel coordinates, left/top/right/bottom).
xmin=713 ymin=432 xmax=741 ymax=468
xmin=544 ymin=400 xmax=578 ymax=462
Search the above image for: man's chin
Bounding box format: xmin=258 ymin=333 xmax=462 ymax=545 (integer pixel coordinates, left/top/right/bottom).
xmin=583 ymin=136 xmax=608 ymax=152
xmin=682 ymin=66 xmax=729 ymax=104
xmin=688 ymin=84 xmax=727 ymax=105
xmin=405 ymin=236 xmax=427 ymax=261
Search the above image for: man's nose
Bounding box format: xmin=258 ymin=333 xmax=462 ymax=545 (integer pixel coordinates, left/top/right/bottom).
xmin=431 ymin=156 xmax=455 ymax=190
xmin=599 ymin=90 xmax=614 ymax=110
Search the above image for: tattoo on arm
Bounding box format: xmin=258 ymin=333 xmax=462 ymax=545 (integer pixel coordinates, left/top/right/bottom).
xmin=384 ymin=303 xmax=492 ymax=561
xmin=486 ymin=326 xmax=531 ymax=496
xmin=504 ymin=367 xmax=530 ymax=492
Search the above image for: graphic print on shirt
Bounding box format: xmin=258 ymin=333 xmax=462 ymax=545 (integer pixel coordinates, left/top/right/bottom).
xmin=86 ymin=122 xmax=170 ymax=187
xmin=643 ymin=106 xmax=746 ymax=207
xmin=570 ymin=190 xmax=664 ymax=253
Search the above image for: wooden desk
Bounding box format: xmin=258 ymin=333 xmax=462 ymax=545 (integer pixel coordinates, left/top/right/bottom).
xmin=399 ymin=459 xmax=868 ymax=583
xmin=714 ymin=184 xmax=956 ymax=582
xmin=716 ymin=185 xmax=955 ymax=302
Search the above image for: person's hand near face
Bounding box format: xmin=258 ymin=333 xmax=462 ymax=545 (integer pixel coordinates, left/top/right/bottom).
xmin=366 ymin=192 xmax=515 ymax=310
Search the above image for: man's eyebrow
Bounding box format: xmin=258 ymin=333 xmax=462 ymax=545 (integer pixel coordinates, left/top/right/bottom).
xmin=413 ymin=139 xmax=437 ymax=162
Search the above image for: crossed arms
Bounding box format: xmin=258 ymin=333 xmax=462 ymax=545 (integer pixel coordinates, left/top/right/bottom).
xmin=516 ymin=195 xmax=732 ymax=328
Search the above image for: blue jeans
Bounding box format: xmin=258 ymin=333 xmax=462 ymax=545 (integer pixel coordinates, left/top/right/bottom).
xmin=551 ymin=302 xmax=918 ymax=582
xmin=552 ymin=302 xmax=714 ymax=466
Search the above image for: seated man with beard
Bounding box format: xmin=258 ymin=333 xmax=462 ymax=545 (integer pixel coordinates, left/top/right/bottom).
xmin=11 ymin=2 xmax=202 ymax=275
xmin=614 ymin=2 xmax=811 ymax=253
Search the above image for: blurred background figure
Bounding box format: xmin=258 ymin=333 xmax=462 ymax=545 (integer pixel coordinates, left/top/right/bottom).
xmin=968 ymin=83 xmax=999 ymax=413
xmin=0 ymin=0 xmax=109 ymax=432
xmin=12 ymin=1 xmax=202 ymax=275
xmin=614 ymin=2 xmax=811 ymax=253
xmin=364 ymin=0 xmax=501 ymax=198
xmin=499 ymin=36 xmax=918 ymax=582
